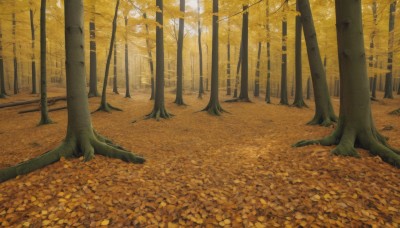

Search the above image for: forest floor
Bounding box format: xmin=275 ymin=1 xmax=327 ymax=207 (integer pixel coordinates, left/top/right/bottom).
xmin=0 ymin=87 xmax=400 ymax=227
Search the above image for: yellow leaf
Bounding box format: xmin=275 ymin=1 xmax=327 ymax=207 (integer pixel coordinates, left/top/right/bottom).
xmin=101 ymin=219 xmax=110 ymax=226
xmin=42 ymin=220 xmax=51 ymax=226
xmin=168 ymin=222 xmax=178 ymax=228
xmin=311 ymin=194 xmax=320 ymax=202
xmin=260 ymin=199 xmax=267 ymax=205
xmin=23 ymin=222 xmax=30 ymax=227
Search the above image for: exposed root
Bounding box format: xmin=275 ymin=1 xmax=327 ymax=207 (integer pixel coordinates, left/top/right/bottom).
xmin=225 ymin=97 xmax=252 ymax=103
xmin=201 ymin=102 xmax=227 ymax=116
xmin=331 ymin=143 xmax=360 ymax=158
xmin=125 ymin=94 xmax=131 ymax=98
xmin=145 ymin=107 xmax=173 ymax=121
xmin=291 ymin=100 xmax=308 ymax=108
xmin=94 ymin=102 xmax=123 ymax=113
xmin=389 ymin=108 xmax=400 ymax=116
xmin=173 ymin=97 xmax=187 ymax=106
xmin=0 ymin=130 xmax=145 ymax=183
xmin=307 ymin=113 xmax=337 ymax=127
xmin=38 ymin=117 xmax=54 ymax=126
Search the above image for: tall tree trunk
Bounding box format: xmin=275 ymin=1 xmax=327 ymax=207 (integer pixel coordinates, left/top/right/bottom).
xmin=197 ymin=0 xmax=204 ymax=98
xmin=265 ymin=0 xmax=271 ymax=103
xmin=306 ymin=77 xmax=311 ymax=99
xmin=113 ymin=41 xmax=119 ymax=94
xmin=238 ymin=4 xmax=250 ymax=102
xmin=202 ymin=0 xmax=225 ymax=115
xmin=0 ymin=21 xmax=6 ymax=98
xmin=295 ymin=0 xmax=400 ymax=168
xmin=146 ymin=0 xmax=172 ymax=120
xmin=96 ymin=0 xmax=122 ymax=112
xmin=254 ymin=42 xmax=261 ymax=97
xmin=233 ymin=43 xmax=242 ymax=98
xmin=124 ymin=16 xmax=131 ymax=98
xmin=370 ymin=0 xmax=378 ymax=99
xmin=292 ymin=0 xmax=307 ymax=107
xmin=39 ymin=0 xmax=52 ymax=125
xmin=298 ymin=0 xmax=337 ymax=126
xmin=88 ymin=2 xmax=99 ymax=97
xmin=143 ymin=13 xmax=155 ymax=100
xmin=206 ymin=43 xmax=209 ymax=91
xmin=384 ymin=0 xmax=396 ymax=99
xmin=12 ymin=13 xmax=18 ymax=94
xmin=174 ymin=0 xmax=186 ymax=105
xmin=0 ymin=0 xmax=144 ymax=183
xmin=280 ymin=3 xmax=288 ymax=105
xmin=226 ymin=20 xmax=231 ymax=96
xmin=30 ymin=8 xmax=37 ymax=94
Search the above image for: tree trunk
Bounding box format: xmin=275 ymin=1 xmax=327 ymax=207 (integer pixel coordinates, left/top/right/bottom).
xmin=368 ymin=1 xmax=378 ymax=99
xmin=202 ymin=0 xmax=225 ymax=115
xmin=298 ymin=0 xmax=337 ymax=126
xmin=0 ymin=0 xmax=144 ymax=183
xmin=295 ymin=0 xmax=400 ymax=168
xmin=233 ymin=43 xmax=242 ymax=98
xmin=197 ymin=0 xmax=204 ymax=99
xmin=254 ymin=42 xmax=261 ymax=97
xmin=96 ymin=0 xmax=122 ymax=112
xmin=174 ymin=0 xmax=186 ymax=106
xmin=124 ymin=16 xmax=131 ymax=98
xmin=0 ymin=21 xmax=6 ymax=98
xmin=39 ymin=0 xmax=52 ymax=125
xmin=113 ymin=41 xmax=119 ymax=94
xmin=146 ymin=0 xmax=172 ymax=120
xmin=12 ymin=13 xmax=18 ymax=95
xmin=88 ymin=2 xmax=99 ymax=97
xmin=30 ymin=9 xmax=37 ymax=94
xmin=384 ymin=0 xmax=396 ymax=99
xmin=280 ymin=4 xmax=288 ymax=105
xmin=143 ymin=13 xmax=155 ymax=100
xmin=238 ymin=4 xmax=250 ymax=102
xmin=265 ymin=0 xmax=271 ymax=103
xmin=226 ymin=21 xmax=231 ymax=96
xmin=306 ymin=77 xmax=311 ymax=99
xmin=292 ymin=0 xmax=307 ymax=108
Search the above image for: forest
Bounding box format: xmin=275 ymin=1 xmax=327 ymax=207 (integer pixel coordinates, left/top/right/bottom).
xmin=0 ymin=0 xmax=400 ymax=226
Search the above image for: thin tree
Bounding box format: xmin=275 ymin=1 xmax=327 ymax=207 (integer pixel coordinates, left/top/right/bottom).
xmin=254 ymin=42 xmax=261 ymax=97
xmin=96 ymin=0 xmax=122 ymax=112
xmin=174 ymin=0 xmax=186 ymax=105
xmin=88 ymin=0 xmax=100 ymax=97
xmin=292 ymin=0 xmax=307 ymax=107
xmin=279 ymin=1 xmax=288 ymax=105
xmin=39 ymin=0 xmax=52 ymax=125
xmin=197 ymin=0 xmax=204 ymax=99
xmin=201 ymin=0 xmax=226 ymax=115
xmin=226 ymin=19 xmax=231 ymax=96
xmin=0 ymin=0 xmax=144 ymax=183
xmin=146 ymin=0 xmax=172 ymax=120
xmin=298 ymin=0 xmax=337 ymax=126
xmin=233 ymin=42 xmax=242 ymax=98
xmin=143 ymin=13 xmax=155 ymax=100
xmin=369 ymin=0 xmax=378 ymax=99
xmin=265 ymin=0 xmax=271 ymax=103
xmin=29 ymin=5 xmax=37 ymax=94
xmin=294 ymin=0 xmax=400 ymax=167
xmin=0 ymin=20 xmax=6 ymax=98
xmin=384 ymin=0 xmax=397 ymax=99
xmin=12 ymin=13 xmax=18 ymax=94
xmin=124 ymin=15 xmax=131 ymax=98
xmin=113 ymin=41 xmax=119 ymax=94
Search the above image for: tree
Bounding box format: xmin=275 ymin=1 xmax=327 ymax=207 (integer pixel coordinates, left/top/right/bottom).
xmin=12 ymin=12 xmax=18 ymax=95
xmin=96 ymin=0 xmax=122 ymax=112
xmin=113 ymin=41 xmax=119 ymax=94
xmin=233 ymin=42 xmax=242 ymax=98
xmin=0 ymin=20 xmax=6 ymax=98
xmin=298 ymin=0 xmax=337 ymax=126
xmin=226 ymin=20 xmax=231 ymax=96
xmin=39 ymin=0 xmax=52 ymax=125
xmin=294 ymin=0 xmax=400 ymax=168
xmin=146 ymin=0 xmax=172 ymax=120
xmin=197 ymin=0 xmax=204 ymax=99
xmin=265 ymin=0 xmax=271 ymax=104
xmin=143 ymin=13 xmax=155 ymax=100
xmin=174 ymin=0 xmax=186 ymax=106
xmin=279 ymin=1 xmax=288 ymax=105
xmin=0 ymin=0 xmax=144 ymax=183
xmin=383 ymin=0 xmax=397 ymax=99
xmin=369 ymin=0 xmax=378 ymax=100
xmin=254 ymin=42 xmax=261 ymax=97
xmin=88 ymin=0 xmax=100 ymax=98
xmin=124 ymin=15 xmax=131 ymax=98
xmin=292 ymin=0 xmax=307 ymax=108
xmin=29 ymin=4 xmax=37 ymax=94
xmin=201 ymin=0 xmax=225 ymax=115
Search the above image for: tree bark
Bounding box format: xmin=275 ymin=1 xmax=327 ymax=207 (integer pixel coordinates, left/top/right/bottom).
xmin=88 ymin=2 xmax=99 ymax=97
xmin=280 ymin=3 xmax=288 ymax=105
xmin=12 ymin=13 xmax=18 ymax=95
xmin=143 ymin=13 xmax=155 ymax=100
xmin=298 ymin=0 xmax=337 ymax=126
xmin=113 ymin=41 xmax=119 ymax=94
xmin=265 ymin=0 xmax=271 ymax=103
xmin=174 ymin=0 xmax=186 ymax=105
xmin=294 ymin=0 xmax=400 ymax=168
xmin=384 ymin=0 xmax=396 ymax=99
xmin=30 ymin=8 xmax=37 ymax=94
xmin=202 ymin=0 xmax=225 ymax=115
xmin=0 ymin=0 xmax=144 ymax=183
xmin=238 ymin=5 xmax=250 ymax=102
xmin=197 ymin=0 xmax=204 ymax=99
xmin=0 ymin=21 xmax=6 ymax=98
xmin=233 ymin=42 xmax=242 ymax=98
xmin=254 ymin=42 xmax=261 ymax=97
xmin=226 ymin=20 xmax=231 ymax=96
xmin=124 ymin=16 xmax=131 ymax=98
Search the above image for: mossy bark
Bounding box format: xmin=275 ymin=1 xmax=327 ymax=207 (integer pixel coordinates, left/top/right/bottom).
xmin=292 ymin=0 xmax=307 ymax=108
xmin=30 ymin=9 xmax=37 ymax=95
xmin=294 ymin=0 xmax=400 ymax=168
xmin=146 ymin=0 xmax=172 ymax=120
xmin=202 ymin=0 xmax=225 ymax=116
xmin=0 ymin=0 xmax=144 ymax=183
xmin=299 ymin=0 xmax=337 ymax=126
xmin=197 ymin=0 xmax=204 ymax=99
xmin=88 ymin=3 xmax=99 ymax=98
xmin=174 ymin=0 xmax=186 ymax=106
xmin=96 ymin=0 xmax=122 ymax=113
xmin=39 ymin=0 xmax=52 ymax=125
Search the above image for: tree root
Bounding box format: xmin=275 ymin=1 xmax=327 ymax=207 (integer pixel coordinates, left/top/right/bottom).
xmin=88 ymin=91 xmax=100 ymax=98
xmin=173 ymin=97 xmax=187 ymax=106
xmin=389 ymin=108 xmax=400 ymax=116
xmin=225 ymin=97 xmax=252 ymax=103
xmin=201 ymin=102 xmax=227 ymax=116
xmin=145 ymin=107 xmax=173 ymax=121
xmin=94 ymin=102 xmax=123 ymax=113
xmin=0 ymin=130 xmax=145 ymax=183
xmin=307 ymin=113 xmax=337 ymax=127
xmin=292 ymin=100 xmax=308 ymax=108
xmin=38 ymin=117 xmax=54 ymax=126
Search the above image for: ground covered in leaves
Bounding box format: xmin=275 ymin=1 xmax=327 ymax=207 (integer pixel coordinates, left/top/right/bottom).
xmin=0 ymin=87 xmax=400 ymax=227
